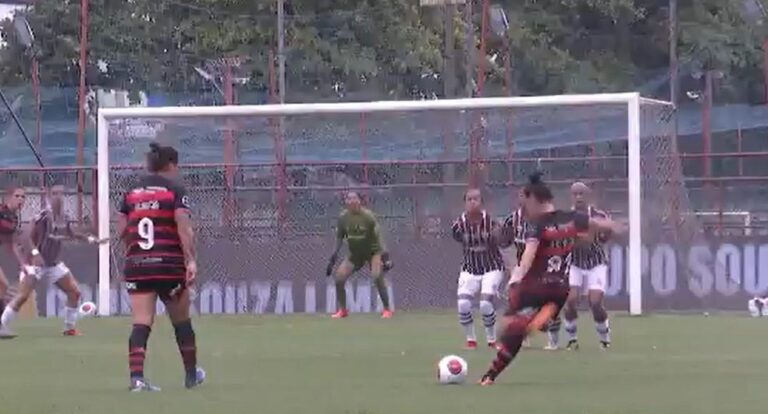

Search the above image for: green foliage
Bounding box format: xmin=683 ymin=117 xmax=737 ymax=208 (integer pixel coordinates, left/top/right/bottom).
xmin=0 ymin=0 xmax=764 ymax=101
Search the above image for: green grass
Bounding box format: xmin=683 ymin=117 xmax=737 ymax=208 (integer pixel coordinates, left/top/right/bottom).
xmin=0 ymin=313 xmax=766 ymax=414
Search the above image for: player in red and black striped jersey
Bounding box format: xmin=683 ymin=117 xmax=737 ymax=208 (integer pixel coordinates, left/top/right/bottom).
xmin=0 ymin=186 xmax=42 ymax=338
xmin=480 ymin=173 xmax=625 ymax=385
xmin=115 ymin=143 xmax=204 ymax=392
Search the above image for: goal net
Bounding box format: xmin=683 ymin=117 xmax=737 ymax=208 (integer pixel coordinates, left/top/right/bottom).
xmin=96 ymin=93 xmax=711 ymax=317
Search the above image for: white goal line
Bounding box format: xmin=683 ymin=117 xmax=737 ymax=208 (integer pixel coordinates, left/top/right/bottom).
xmin=98 ymin=92 xmax=673 ymax=119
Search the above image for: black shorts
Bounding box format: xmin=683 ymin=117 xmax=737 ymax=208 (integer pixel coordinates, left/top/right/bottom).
xmin=505 ymin=276 xmax=569 ymax=317
xmin=125 ymin=279 xmax=186 ymax=302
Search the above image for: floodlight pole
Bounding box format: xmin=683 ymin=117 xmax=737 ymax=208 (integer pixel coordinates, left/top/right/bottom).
xmin=76 ymin=0 xmax=89 ymax=223
xmin=476 ymin=0 xmax=488 ymax=97
xmin=464 ymin=0 xmax=474 ymax=97
xmin=669 ymin=0 xmax=678 ymax=108
xmin=444 ymin=4 xmax=457 ymax=98
xmin=31 ymin=56 xmax=43 ymax=191
xmin=763 ymin=39 xmax=768 ymax=104
xmin=277 ymin=0 xmax=286 ymax=104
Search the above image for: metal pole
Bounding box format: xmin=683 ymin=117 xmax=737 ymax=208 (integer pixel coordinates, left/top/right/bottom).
xmin=223 ymin=62 xmax=235 ymax=223
xmin=268 ymin=50 xmax=287 ymax=231
xmin=763 ymin=39 xmax=768 ymax=104
xmin=669 ymin=0 xmax=678 ymax=107
xmin=277 ymin=0 xmax=286 ymax=104
xmin=464 ymin=1 xmax=476 ymax=184
xmin=76 ymin=0 xmax=89 ymax=223
xmin=444 ymin=4 xmax=456 ymax=98
xmin=0 ymin=88 xmax=43 ymax=167
xmin=668 ymin=0 xmax=682 ymax=234
xmin=476 ymin=0 xmax=488 ymax=97
xmin=31 ymin=57 xmax=44 ymax=193
xmin=464 ymin=0 xmax=474 ymax=97
xmin=703 ymin=71 xmax=712 ymax=179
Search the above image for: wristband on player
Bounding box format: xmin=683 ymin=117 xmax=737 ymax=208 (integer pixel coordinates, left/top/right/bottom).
xmin=87 ymin=235 xmax=97 ymax=243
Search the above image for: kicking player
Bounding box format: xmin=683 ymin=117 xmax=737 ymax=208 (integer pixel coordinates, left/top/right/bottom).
xmin=452 ymin=188 xmax=504 ymax=349
xmin=326 ymin=191 xmax=393 ymax=319
xmin=116 ymin=143 xmax=204 ymax=391
xmin=1 ymin=184 xmax=101 ymax=337
xmin=479 ymin=173 xmax=624 ymax=385
xmin=498 ymin=188 xmax=533 ymax=348
xmin=560 ymin=181 xmax=613 ymax=350
xmin=0 ymin=186 xmax=41 ymax=338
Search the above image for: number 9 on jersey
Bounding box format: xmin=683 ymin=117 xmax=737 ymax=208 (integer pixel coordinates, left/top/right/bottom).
xmin=138 ymin=217 xmax=155 ymax=250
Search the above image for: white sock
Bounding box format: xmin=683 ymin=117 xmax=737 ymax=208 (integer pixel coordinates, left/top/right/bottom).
xmin=564 ymin=318 xmax=578 ymax=342
xmin=547 ymin=316 xmax=563 ymax=348
xmin=64 ymin=306 xmax=78 ymax=330
xmin=457 ymin=298 xmax=476 ymax=341
xmin=479 ymin=300 xmax=496 ymax=343
xmin=596 ymin=319 xmax=610 ymax=343
xmin=1 ymin=306 xmax=17 ymax=329
xmin=760 ymin=298 xmax=768 ymax=316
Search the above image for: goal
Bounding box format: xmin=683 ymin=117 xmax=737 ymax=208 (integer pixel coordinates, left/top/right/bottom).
xmin=96 ymin=93 xmax=685 ymax=316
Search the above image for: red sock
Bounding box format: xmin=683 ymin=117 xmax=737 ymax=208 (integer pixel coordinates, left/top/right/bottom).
xmin=483 ymin=317 xmax=527 ymax=380
xmin=129 ymin=324 xmax=151 ymax=379
xmin=173 ymin=320 xmax=197 ymax=377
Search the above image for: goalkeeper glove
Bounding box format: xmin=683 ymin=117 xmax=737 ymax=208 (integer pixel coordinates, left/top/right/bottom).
xmin=381 ymin=251 xmax=393 ymax=272
xmin=326 ymin=254 xmax=338 ymax=277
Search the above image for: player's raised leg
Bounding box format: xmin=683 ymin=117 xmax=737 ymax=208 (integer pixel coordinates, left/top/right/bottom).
xmin=587 ymin=264 xmax=610 ymax=349
xmin=53 ymin=267 xmax=82 ymax=336
xmin=128 ymin=291 xmax=161 ymax=391
xmin=481 ymin=283 xmax=567 ymax=385
xmin=164 ymin=288 xmax=205 ymax=388
xmin=457 ymin=271 xmax=479 ymax=348
xmin=333 ymin=259 xmax=355 ymax=318
xmin=480 ymin=270 xmax=503 ymax=348
xmin=369 ymin=253 xmax=392 ymax=318
xmin=0 ymin=269 xmax=37 ymax=338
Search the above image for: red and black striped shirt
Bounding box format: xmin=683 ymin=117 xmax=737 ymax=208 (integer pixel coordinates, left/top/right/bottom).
xmin=0 ymin=204 xmax=20 ymax=237
xmin=525 ymin=210 xmax=589 ymax=283
xmin=451 ymin=210 xmax=504 ymax=275
xmin=118 ymin=175 xmax=190 ymax=282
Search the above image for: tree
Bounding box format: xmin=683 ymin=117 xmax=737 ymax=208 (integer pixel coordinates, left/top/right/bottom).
xmin=0 ymin=0 xmax=764 ymax=102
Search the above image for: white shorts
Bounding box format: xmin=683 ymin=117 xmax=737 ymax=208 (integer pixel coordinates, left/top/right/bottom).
xmin=457 ymin=270 xmax=504 ymax=297
xmin=569 ymin=264 xmax=608 ymax=293
xmin=20 ymin=262 xmax=72 ymax=285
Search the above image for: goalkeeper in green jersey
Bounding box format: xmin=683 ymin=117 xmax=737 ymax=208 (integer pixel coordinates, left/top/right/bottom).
xmin=326 ymin=191 xmax=393 ymax=319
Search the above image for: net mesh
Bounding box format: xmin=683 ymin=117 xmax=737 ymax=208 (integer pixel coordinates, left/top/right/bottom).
xmin=97 ymin=99 xmax=742 ymax=315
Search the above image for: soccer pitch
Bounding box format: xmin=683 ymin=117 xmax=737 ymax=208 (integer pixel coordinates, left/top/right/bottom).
xmin=0 ymin=313 xmax=765 ymax=414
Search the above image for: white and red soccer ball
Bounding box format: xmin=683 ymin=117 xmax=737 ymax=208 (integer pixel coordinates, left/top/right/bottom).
xmin=79 ymin=301 xmax=97 ymax=317
xmin=437 ymin=355 xmax=468 ymax=384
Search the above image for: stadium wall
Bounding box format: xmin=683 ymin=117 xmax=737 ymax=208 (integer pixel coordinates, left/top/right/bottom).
xmin=0 ymin=237 xmax=766 ymax=317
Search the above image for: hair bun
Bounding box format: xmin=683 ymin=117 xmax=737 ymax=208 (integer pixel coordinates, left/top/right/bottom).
xmin=528 ymin=171 xmax=544 ymax=185
xmin=149 ymin=142 xmax=161 ymax=152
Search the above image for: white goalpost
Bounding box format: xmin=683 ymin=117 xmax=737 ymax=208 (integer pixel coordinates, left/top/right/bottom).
xmin=96 ymin=92 xmax=677 ymax=317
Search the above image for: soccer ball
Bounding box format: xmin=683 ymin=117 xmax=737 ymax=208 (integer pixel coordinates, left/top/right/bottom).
xmin=79 ymin=301 xmax=97 ymax=317
xmin=436 ymin=355 xmax=468 ymax=385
